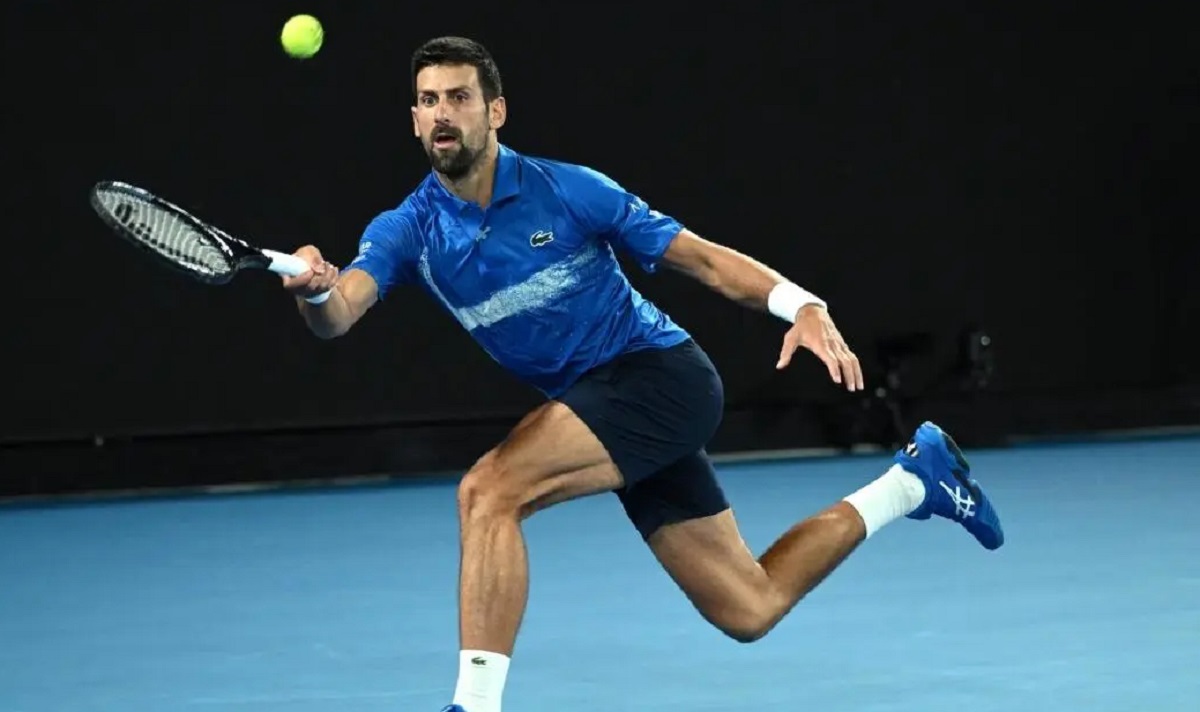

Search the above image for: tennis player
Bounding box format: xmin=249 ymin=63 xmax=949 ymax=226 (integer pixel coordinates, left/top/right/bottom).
xmin=282 ymin=36 xmax=1004 ymax=712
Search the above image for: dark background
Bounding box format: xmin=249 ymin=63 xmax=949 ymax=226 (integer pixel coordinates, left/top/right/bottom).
xmin=4 ymin=1 xmax=1197 ymax=498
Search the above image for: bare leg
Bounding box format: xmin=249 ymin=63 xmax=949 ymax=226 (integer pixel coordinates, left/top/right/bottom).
xmin=457 ymin=454 xmax=618 ymax=654
xmin=456 ymin=486 xmax=530 ymax=655
xmin=648 ymin=503 xmax=866 ymax=642
xmin=451 ymin=402 xmax=624 ymax=712
xmin=757 ymin=501 xmax=866 ymax=610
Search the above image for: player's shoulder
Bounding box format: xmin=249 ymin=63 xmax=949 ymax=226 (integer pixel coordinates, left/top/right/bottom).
xmin=512 ymin=149 xmax=623 ymax=198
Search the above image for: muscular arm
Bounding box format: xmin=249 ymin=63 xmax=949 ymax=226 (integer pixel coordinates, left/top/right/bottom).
xmin=660 ymin=229 xmax=797 ymax=313
xmin=589 ymin=173 xmax=859 ymax=386
xmin=661 ymin=228 xmax=861 ymax=387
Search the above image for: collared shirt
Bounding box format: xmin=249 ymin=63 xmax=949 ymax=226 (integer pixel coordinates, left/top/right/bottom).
xmin=346 ymin=144 xmax=691 ymax=397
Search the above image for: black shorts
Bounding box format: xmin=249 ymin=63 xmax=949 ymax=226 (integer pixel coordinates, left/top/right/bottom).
xmin=557 ymin=338 xmax=730 ymax=540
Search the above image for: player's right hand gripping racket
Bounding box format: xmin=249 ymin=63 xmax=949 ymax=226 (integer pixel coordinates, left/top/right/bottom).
xmin=89 ymin=180 xmax=330 ymax=304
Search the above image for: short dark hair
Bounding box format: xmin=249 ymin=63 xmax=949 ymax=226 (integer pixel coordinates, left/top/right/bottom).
xmin=411 ymin=36 xmax=503 ymax=103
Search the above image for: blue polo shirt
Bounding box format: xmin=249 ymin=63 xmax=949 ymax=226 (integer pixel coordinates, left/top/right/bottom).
xmin=346 ymin=144 xmax=691 ymax=397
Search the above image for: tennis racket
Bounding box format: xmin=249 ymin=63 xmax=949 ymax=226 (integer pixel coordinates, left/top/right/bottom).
xmin=89 ymin=180 xmax=330 ymax=304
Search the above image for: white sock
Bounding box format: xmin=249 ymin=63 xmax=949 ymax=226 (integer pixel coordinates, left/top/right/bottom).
xmin=452 ymin=649 xmax=510 ymax=712
xmin=843 ymin=464 xmax=927 ymax=538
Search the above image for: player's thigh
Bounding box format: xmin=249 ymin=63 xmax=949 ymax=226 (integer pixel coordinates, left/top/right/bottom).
xmin=618 ymin=451 xmax=778 ymax=635
xmin=647 ymin=509 xmax=775 ymax=625
xmin=471 ymin=338 xmax=725 ymax=517
xmin=492 ymin=400 xmax=615 ymax=476
xmin=469 ymin=400 xmax=625 ymax=516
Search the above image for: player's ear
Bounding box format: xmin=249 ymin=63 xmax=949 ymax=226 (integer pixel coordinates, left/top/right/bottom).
xmin=411 ymin=106 xmax=420 ymax=138
xmin=489 ymin=96 xmax=507 ymax=130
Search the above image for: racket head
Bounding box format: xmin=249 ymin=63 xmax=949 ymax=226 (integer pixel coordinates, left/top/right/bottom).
xmin=89 ymin=180 xmax=269 ymax=285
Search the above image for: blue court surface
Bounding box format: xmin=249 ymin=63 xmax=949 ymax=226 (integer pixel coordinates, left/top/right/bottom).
xmin=2 ymin=436 xmax=1197 ymax=711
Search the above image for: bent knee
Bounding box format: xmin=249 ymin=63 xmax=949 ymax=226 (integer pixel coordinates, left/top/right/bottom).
xmin=457 ymin=452 xmax=523 ymax=521
xmin=705 ymin=594 xmax=789 ymax=644
xmin=717 ymin=613 xmax=776 ymax=644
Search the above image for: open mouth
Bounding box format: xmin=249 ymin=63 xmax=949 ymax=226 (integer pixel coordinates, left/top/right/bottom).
xmin=432 ymin=129 xmax=459 ymax=148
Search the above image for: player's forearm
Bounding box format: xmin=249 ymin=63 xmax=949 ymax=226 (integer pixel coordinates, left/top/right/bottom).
xmin=697 ymin=243 xmax=827 ymax=321
xmin=298 ymin=286 xmax=355 ymax=339
xmin=696 ymin=242 xmax=790 ymax=311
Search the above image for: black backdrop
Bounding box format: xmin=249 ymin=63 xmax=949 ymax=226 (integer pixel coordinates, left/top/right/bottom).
xmin=5 ymin=1 xmax=1197 ymax=495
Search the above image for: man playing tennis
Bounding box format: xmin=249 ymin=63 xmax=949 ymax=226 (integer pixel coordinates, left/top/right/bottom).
xmin=281 ymin=36 xmax=1004 ymax=712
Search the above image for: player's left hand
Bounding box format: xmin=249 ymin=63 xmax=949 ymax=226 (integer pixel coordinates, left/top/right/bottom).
xmin=776 ymin=305 xmax=864 ymax=391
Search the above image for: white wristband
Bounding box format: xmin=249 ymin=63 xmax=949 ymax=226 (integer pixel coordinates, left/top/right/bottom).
xmin=305 ymin=291 xmax=331 ymax=305
xmin=767 ymin=282 xmax=827 ymax=323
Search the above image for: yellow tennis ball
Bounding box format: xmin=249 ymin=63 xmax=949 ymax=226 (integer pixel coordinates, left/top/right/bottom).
xmin=280 ymin=15 xmax=323 ymax=58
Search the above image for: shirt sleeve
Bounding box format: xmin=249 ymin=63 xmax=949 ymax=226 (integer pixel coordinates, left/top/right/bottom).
xmin=344 ymin=204 xmax=423 ymax=299
xmin=558 ymin=164 xmax=684 ymax=273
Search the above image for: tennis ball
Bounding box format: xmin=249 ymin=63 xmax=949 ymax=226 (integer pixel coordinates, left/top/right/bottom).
xmin=280 ymin=14 xmax=324 ymax=59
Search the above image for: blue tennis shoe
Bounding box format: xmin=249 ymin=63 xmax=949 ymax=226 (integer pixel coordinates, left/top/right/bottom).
xmin=895 ymin=421 xmax=1004 ymax=550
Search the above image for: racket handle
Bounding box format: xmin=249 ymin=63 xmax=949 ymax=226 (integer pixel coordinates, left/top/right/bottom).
xmin=263 ymin=250 xmax=331 ymax=304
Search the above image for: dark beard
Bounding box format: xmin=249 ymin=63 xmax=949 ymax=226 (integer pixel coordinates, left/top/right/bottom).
xmin=427 ymin=139 xmax=480 ymax=180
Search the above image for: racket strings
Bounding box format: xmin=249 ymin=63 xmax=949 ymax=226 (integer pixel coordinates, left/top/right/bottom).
xmin=96 ymin=190 xmax=232 ymax=277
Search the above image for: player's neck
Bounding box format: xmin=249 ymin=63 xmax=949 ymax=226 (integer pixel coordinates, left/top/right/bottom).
xmin=437 ymin=141 xmax=499 ymax=208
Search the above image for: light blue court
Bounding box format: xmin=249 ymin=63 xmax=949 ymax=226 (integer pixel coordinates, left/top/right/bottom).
xmin=2 ymin=436 xmax=1198 ymax=711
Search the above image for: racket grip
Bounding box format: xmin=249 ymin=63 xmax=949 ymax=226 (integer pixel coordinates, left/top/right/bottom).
xmin=264 ymin=249 xmax=331 ymax=305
